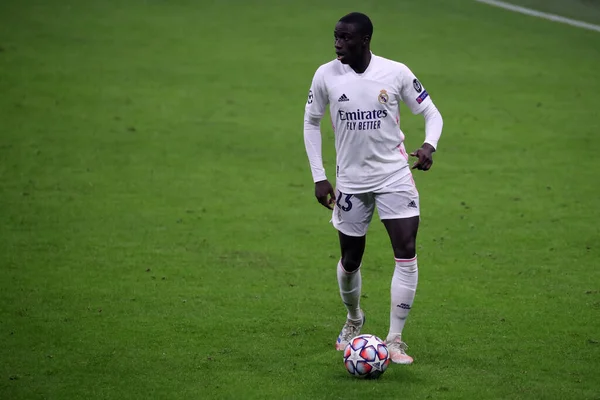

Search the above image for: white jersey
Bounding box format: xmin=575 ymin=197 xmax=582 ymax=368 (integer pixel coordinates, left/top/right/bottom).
xmin=304 ymin=54 xmax=433 ymax=194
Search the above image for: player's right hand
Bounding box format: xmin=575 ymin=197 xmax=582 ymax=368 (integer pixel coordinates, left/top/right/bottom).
xmin=315 ymin=180 xmax=336 ymax=210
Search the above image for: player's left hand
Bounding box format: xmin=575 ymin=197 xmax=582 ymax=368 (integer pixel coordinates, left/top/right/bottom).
xmin=410 ymin=143 xmax=435 ymax=171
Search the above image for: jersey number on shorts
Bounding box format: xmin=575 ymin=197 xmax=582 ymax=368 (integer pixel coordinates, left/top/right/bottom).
xmin=336 ymin=192 xmax=353 ymax=212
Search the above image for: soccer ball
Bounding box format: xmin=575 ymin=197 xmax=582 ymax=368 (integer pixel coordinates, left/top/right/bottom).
xmin=343 ymin=334 xmax=390 ymax=379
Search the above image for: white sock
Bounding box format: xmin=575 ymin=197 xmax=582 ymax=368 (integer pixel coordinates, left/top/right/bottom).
xmin=387 ymin=256 xmax=418 ymax=342
xmin=337 ymin=260 xmax=362 ymax=320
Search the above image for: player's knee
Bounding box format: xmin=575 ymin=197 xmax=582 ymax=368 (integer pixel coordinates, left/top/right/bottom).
xmin=393 ymin=238 xmax=416 ymax=260
xmin=341 ymin=257 xmax=361 ymax=273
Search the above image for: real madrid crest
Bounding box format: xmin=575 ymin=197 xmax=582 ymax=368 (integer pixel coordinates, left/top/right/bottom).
xmin=378 ymin=89 xmax=389 ymax=104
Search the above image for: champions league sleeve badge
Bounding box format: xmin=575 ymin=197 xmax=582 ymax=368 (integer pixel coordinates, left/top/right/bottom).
xmin=413 ymin=79 xmax=423 ymax=93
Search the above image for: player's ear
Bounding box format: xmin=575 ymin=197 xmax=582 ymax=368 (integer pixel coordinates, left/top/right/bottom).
xmin=362 ymin=35 xmax=371 ymax=45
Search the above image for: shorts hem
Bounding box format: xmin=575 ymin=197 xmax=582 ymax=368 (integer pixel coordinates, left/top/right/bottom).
xmin=379 ymin=213 xmax=420 ymax=221
xmin=331 ymin=220 xmax=368 ymax=237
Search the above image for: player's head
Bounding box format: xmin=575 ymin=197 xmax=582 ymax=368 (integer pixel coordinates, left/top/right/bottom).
xmin=334 ymin=12 xmax=373 ymax=65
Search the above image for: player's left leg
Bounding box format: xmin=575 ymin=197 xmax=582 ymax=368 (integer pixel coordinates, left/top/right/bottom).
xmin=381 ymin=216 xmax=419 ymax=364
xmin=375 ymin=174 xmax=421 ymax=364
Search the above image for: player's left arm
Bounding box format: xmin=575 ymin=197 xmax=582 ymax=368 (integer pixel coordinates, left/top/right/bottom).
xmin=397 ymin=65 xmax=444 ymax=171
xmin=411 ymin=102 xmax=443 ymax=171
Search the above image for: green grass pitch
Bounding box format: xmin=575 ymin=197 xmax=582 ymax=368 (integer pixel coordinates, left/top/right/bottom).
xmin=1 ymin=0 xmax=599 ymax=399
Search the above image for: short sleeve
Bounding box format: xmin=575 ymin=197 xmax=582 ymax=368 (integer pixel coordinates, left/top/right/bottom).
xmin=304 ymin=66 xmax=329 ymax=120
xmin=397 ymin=64 xmax=432 ymax=115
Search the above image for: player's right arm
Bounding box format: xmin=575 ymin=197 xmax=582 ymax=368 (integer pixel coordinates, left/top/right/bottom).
xmin=304 ymin=66 xmax=335 ymax=210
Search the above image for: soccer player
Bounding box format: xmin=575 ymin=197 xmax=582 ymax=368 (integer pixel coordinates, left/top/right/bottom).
xmin=303 ymin=12 xmax=443 ymax=364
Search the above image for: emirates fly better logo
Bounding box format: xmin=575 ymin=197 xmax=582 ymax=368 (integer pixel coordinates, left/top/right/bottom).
xmin=338 ymin=108 xmax=388 ymax=131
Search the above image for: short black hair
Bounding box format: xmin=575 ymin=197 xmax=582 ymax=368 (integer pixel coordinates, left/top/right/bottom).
xmin=338 ymin=12 xmax=373 ymax=38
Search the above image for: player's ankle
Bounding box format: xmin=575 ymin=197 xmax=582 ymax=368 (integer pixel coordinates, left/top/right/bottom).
xmin=347 ymin=308 xmax=362 ymax=321
xmin=386 ymin=333 xmax=402 ymax=343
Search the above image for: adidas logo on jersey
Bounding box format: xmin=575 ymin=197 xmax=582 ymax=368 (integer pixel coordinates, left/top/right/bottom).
xmin=407 ymin=201 xmax=418 ymax=209
xmin=338 ymin=94 xmax=350 ymax=102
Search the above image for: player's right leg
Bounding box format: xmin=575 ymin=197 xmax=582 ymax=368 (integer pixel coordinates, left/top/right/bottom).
xmin=331 ymin=190 xmax=374 ymax=350
xmin=335 ymin=232 xmax=366 ymax=350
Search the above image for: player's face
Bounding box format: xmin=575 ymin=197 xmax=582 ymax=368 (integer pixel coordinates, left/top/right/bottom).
xmin=334 ymin=22 xmax=368 ymax=65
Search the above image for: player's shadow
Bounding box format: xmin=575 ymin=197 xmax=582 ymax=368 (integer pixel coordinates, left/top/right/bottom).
xmin=332 ymin=364 xmax=424 ymax=384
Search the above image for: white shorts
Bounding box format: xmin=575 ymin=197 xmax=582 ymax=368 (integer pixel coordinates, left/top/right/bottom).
xmin=331 ymin=172 xmax=420 ymax=237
